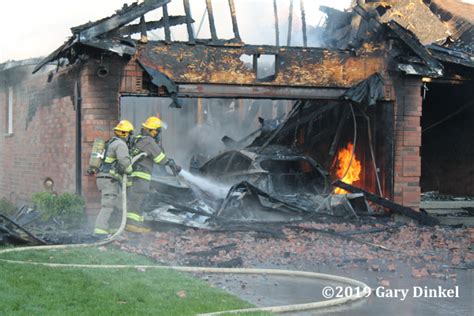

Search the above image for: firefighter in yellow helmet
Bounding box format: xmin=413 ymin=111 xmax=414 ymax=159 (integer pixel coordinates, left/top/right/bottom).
xmin=127 ymin=116 xmax=181 ymax=233
xmin=94 ymin=120 xmax=134 ymax=236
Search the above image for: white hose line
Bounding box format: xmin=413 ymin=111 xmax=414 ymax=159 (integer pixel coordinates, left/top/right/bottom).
xmin=0 ymin=173 xmax=371 ymax=314
xmin=0 ymin=253 xmax=370 ymax=315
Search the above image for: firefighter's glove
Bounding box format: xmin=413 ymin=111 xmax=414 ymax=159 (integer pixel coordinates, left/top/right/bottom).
xmin=124 ymin=165 xmax=133 ymax=175
xmin=167 ymin=159 xmax=182 ymax=175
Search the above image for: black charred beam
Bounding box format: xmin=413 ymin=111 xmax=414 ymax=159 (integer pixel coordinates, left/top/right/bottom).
xmin=140 ymin=16 xmax=148 ymax=43
xmin=206 ymin=0 xmax=218 ymax=42
xmin=80 ymin=38 xmax=136 ymax=56
xmin=109 ymin=16 xmax=190 ymax=38
xmin=33 ymin=37 xmax=76 ymax=74
xmin=74 ymin=0 xmax=171 ymax=42
xmin=163 ymin=4 xmax=171 ymax=43
xmin=273 ymin=103 xmax=338 ymax=139
xmin=273 ymin=0 xmax=280 ymax=47
xmin=228 ymin=0 xmax=241 ymax=41
xmin=386 ymin=21 xmax=443 ymax=77
xmin=329 ymin=106 xmax=350 ymax=157
xmin=0 ymin=214 xmax=48 ymax=245
xmin=347 ymin=13 xmax=362 ymax=48
xmin=183 ymin=0 xmax=196 ymax=44
xmin=300 ymin=0 xmax=307 ymax=47
xmin=333 ymin=180 xmax=440 ymax=226
xmin=175 ymin=84 xmax=347 ymax=100
xmin=428 ymin=44 xmax=474 ymax=68
xmin=287 ymin=0 xmax=294 ymax=46
xmin=352 ymin=4 xmax=383 ymax=33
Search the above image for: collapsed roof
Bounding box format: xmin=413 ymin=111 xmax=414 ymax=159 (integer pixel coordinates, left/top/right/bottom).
xmin=30 ymin=0 xmax=472 ymax=88
xmin=320 ymin=0 xmax=473 ymax=74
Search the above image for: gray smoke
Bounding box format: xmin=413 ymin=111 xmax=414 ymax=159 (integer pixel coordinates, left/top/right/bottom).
xmin=121 ymin=97 xmax=290 ymax=169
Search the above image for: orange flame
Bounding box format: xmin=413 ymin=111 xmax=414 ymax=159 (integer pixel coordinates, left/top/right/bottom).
xmin=334 ymin=143 xmax=361 ymax=194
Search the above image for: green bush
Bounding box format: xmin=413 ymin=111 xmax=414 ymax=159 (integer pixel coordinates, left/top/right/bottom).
xmin=0 ymin=197 xmax=17 ymax=216
xmin=32 ymin=192 xmax=85 ymax=227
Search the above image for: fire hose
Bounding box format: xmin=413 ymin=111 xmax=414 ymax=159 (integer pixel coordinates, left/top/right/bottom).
xmin=0 ymin=156 xmax=371 ymax=315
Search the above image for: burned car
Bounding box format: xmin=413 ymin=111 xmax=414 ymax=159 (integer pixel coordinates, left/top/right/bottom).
xmin=195 ymin=146 xmax=329 ymax=197
xmin=143 ymin=145 xmax=334 ymax=228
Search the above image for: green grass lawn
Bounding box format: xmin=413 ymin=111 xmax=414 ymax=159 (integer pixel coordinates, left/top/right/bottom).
xmin=0 ymin=246 xmax=270 ymax=315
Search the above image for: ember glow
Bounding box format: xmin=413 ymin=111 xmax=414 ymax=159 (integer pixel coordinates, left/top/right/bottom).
xmin=334 ymin=143 xmax=361 ymax=194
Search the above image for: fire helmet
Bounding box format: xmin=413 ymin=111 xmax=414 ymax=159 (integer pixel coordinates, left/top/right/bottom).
xmin=113 ymin=120 xmax=134 ymax=132
xmin=142 ymin=116 xmax=162 ymax=130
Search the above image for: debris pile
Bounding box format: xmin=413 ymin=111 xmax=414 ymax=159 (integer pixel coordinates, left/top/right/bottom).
xmin=119 ymin=221 xmax=474 ymax=280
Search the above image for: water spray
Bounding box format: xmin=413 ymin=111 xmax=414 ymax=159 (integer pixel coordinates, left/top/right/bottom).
xmin=179 ymin=170 xmax=230 ymax=199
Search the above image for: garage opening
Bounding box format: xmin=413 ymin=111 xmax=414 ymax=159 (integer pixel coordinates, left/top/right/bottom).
xmin=120 ymin=96 xmax=394 ymax=198
xmin=421 ymin=82 xmax=474 ymax=197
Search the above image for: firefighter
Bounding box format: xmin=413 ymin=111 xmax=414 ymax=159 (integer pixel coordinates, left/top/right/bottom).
xmin=94 ymin=120 xmax=134 ymax=236
xmin=127 ymin=116 xmax=181 ymax=233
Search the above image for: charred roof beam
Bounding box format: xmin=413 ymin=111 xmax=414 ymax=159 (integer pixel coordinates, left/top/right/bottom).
xmin=174 ymin=84 xmax=347 ymax=100
xmin=228 ymin=0 xmax=241 ymax=42
xmin=108 ymin=15 xmax=190 ymax=38
xmin=386 ymin=21 xmax=444 ymax=77
xmin=183 ymin=0 xmax=196 ymax=44
xmin=72 ymin=0 xmax=171 ymax=42
xmin=162 ymin=4 xmax=172 ymax=43
xmin=206 ymin=0 xmax=218 ymax=42
xmin=81 ymin=38 xmax=136 ymax=57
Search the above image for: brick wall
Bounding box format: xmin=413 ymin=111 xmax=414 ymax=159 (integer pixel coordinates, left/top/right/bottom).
xmin=0 ymin=65 xmax=78 ymax=205
xmin=0 ymin=57 xmax=129 ymax=216
xmin=120 ymin=56 xmax=145 ymax=94
xmin=80 ymin=56 xmax=127 ymax=216
xmin=391 ymin=75 xmax=423 ymax=209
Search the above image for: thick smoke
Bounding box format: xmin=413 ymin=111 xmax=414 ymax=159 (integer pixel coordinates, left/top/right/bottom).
xmin=121 ymin=97 xmax=290 ymax=168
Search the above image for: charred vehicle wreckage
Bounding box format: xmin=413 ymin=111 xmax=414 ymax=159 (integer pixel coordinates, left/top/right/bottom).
xmin=144 ymin=101 xmax=432 ymax=230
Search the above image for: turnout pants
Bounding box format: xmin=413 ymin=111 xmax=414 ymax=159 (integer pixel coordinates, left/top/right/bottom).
xmin=95 ymin=177 xmax=122 ymax=233
xmin=127 ymin=178 xmax=151 ymax=225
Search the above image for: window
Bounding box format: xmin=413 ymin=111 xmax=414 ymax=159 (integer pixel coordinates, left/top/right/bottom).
xmin=256 ymin=54 xmax=277 ymax=82
xmin=6 ymin=87 xmax=13 ymax=135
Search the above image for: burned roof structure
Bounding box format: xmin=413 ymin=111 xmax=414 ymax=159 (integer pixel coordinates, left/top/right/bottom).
xmin=32 ymin=0 xmax=473 ymax=100
xmin=321 ymin=0 xmax=473 ymax=76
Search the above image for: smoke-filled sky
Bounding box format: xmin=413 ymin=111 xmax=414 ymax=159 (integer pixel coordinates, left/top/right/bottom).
xmin=0 ymin=0 xmax=352 ymax=63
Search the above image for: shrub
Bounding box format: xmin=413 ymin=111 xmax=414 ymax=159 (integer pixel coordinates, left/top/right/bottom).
xmin=32 ymin=192 xmax=85 ymax=228
xmin=0 ymin=197 xmax=17 ymax=216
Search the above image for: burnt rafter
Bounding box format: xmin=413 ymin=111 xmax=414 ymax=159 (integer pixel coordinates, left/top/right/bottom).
xmin=72 ymin=0 xmax=171 ymax=41
xmin=81 ymin=38 xmax=136 ymax=57
xmin=386 ymin=21 xmax=444 ymax=77
xmin=108 ymin=15 xmax=191 ymax=37
xmin=33 ymin=0 xmax=172 ymax=74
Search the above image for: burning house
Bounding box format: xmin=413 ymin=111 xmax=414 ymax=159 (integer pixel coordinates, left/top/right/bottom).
xmin=0 ymin=0 xmax=473 ymax=225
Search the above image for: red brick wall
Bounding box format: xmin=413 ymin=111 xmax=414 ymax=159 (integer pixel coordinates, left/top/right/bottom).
xmin=120 ymin=56 xmax=145 ymax=94
xmin=391 ymin=75 xmax=423 ymax=209
xmin=0 ymin=57 xmax=129 ymax=216
xmin=80 ymin=56 xmax=127 ymax=216
xmin=0 ymin=66 xmax=77 ymax=205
